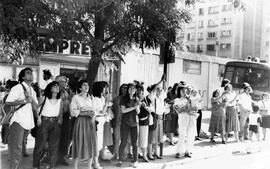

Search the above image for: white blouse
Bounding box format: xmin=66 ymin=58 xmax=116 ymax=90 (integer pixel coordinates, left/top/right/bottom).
xmin=70 ymin=94 xmax=94 ymax=118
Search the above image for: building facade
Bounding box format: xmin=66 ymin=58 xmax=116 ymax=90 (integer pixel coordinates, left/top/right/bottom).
xmin=178 ymin=0 xmax=270 ymax=62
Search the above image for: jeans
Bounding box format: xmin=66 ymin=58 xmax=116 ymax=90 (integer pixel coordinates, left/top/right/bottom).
xmin=8 ymin=122 xmax=27 ymax=169
xmin=119 ymin=120 xmax=138 ymax=162
xmin=33 ymin=118 xmax=61 ymax=168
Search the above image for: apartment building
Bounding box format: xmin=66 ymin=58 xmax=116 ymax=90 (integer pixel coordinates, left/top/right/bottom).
xmin=178 ymin=0 xmax=270 ymax=62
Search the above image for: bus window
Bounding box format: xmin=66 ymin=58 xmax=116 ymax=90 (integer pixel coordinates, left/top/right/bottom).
xmin=234 ymin=68 xmax=245 ymax=85
xmin=245 ymin=69 xmax=269 ymax=90
xmin=224 ymin=66 xmax=234 ymax=82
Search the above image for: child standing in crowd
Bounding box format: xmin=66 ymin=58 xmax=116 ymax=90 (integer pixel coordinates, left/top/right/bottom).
xmin=258 ymin=93 xmax=270 ymax=141
xmin=247 ymin=105 xmax=262 ymax=141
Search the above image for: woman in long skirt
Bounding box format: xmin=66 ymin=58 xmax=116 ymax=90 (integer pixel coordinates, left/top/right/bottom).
xmin=208 ymin=89 xmax=226 ymax=143
xmin=70 ymin=80 xmax=98 ymax=169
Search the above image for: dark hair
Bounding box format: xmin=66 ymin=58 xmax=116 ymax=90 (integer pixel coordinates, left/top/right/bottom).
xmin=92 ymin=81 xmax=108 ymax=98
xmin=119 ymin=83 xmax=128 ymax=96
xmin=212 ymin=89 xmax=220 ymax=97
xmin=43 ymin=69 xmax=52 ymax=77
xmin=122 ymin=83 xmax=137 ymax=107
xmin=221 ymin=79 xmax=230 ymax=87
xmin=176 ymin=86 xmax=186 ymax=98
xmin=77 ymin=80 xmax=88 ymax=93
xmin=18 ymin=67 xmax=32 ymax=83
xmin=147 ymin=84 xmax=156 ymax=93
xmin=171 ymin=83 xmax=179 ymax=95
xmin=6 ymin=80 xmax=19 ymax=90
xmin=224 ymin=84 xmax=232 ymax=91
xmin=252 ymin=105 xmax=259 ymax=112
xmin=44 ymin=81 xmax=60 ymax=99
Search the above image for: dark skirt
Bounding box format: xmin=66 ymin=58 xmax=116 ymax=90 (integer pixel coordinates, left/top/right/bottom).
xmin=72 ymin=116 xmax=97 ymax=159
xmin=164 ymin=110 xmax=178 ymax=134
xmin=261 ymin=115 xmax=270 ymax=128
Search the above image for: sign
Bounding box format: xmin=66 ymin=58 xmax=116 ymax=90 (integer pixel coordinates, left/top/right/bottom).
xmin=40 ymin=39 xmax=91 ymax=56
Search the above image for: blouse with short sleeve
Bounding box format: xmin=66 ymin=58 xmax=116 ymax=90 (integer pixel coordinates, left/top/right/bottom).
xmin=70 ymin=94 xmax=94 ymax=118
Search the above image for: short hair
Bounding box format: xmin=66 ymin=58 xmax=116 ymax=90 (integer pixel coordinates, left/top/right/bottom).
xmin=43 ymin=69 xmax=52 ymax=77
xmin=252 ymin=105 xmax=259 ymax=112
xmin=18 ymin=67 xmax=32 ymax=83
xmin=92 ymin=81 xmax=108 ymax=98
xmin=44 ymin=81 xmax=61 ymax=99
xmin=77 ymin=80 xmax=88 ymax=93
xmin=221 ymin=79 xmax=230 ymax=87
xmin=212 ymin=89 xmax=220 ymax=97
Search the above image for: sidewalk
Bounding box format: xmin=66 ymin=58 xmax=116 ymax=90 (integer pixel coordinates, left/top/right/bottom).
xmin=1 ymin=111 xmax=269 ymax=169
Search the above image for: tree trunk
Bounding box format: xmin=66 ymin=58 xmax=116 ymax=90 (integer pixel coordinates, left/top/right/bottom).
xmin=87 ymin=53 xmax=101 ymax=94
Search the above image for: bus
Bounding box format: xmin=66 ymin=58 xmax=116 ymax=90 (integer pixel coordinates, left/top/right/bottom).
xmin=223 ymin=61 xmax=270 ymax=101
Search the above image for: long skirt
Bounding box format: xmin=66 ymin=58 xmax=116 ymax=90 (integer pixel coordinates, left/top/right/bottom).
xmin=208 ymin=109 xmax=226 ymax=134
xmin=164 ymin=110 xmax=178 ymax=134
xmin=72 ymin=116 xmax=97 ymax=159
xmin=226 ymin=106 xmax=240 ymax=132
xmin=148 ymin=118 xmax=164 ymax=144
xmin=261 ymin=115 xmax=270 ymax=128
xmin=103 ymin=121 xmax=113 ymax=147
xmin=139 ymin=125 xmax=149 ymax=148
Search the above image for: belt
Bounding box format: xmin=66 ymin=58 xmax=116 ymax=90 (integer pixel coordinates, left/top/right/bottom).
xmin=41 ymin=116 xmax=58 ymax=121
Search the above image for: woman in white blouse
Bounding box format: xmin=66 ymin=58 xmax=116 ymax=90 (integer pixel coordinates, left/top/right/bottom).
xmin=258 ymin=93 xmax=270 ymax=140
xmin=70 ymin=80 xmax=98 ymax=169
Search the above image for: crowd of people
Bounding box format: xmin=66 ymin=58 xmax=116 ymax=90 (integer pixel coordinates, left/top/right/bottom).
xmin=0 ymin=67 xmax=269 ymax=169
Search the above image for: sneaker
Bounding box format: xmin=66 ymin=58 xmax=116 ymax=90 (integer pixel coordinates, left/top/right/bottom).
xmin=195 ymin=137 xmax=202 ymax=141
xmin=184 ymin=153 xmax=192 ymax=158
xmin=175 ymin=153 xmax=180 ymax=159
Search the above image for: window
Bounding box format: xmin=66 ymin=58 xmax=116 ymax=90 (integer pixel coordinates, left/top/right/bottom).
xmin=183 ymin=59 xmax=201 ymax=75
xmin=266 ymin=41 xmax=270 ymax=47
xmin=208 ymin=19 xmax=218 ymax=27
xmin=197 ymin=45 xmax=203 ymax=53
xmin=218 ymin=64 xmax=225 ymax=77
xmin=207 ymin=44 xmax=215 ymax=51
xmin=220 ymin=43 xmax=231 ymax=50
xmin=208 ymin=6 xmax=219 ymax=14
xmin=207 ymin=32 xmax=216 ymax=38
xmin=221 ymin=17 xmax=232 ymax=24
xmin=187 ymin=33 xmax=195 ymax=40
xmin=222 ymin=4 xmax=233 ymax=11
xmin=221 ymin=30 xmax=232 ymax=37
xmin=198 ymin=20 xmax=203 ymax=28
xmin=199 ymin=8 xmax=204 ymax=15
xmin=197 ymin=32 xmax=203 ymax=40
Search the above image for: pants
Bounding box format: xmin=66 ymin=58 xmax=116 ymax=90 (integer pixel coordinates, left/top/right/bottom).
xmin=113 ymin=121 xmax=121 ymax=157
xmin=196 ymin=110 xmax=202 ymax=137
xmin=177 ymin=113 xmax=197 ymax=154
xmin=22 ymin=130 xmax=29 ymax=155
xmin=119 ymin=121 xmax=138 ymax=162
xmin=58 ymin=113 xmax=71 ymax=162
xmin=239 ymin=110 xmax=250 ymax=140
xmin=33 ymin=118 xmax=61 ymax=168
xmin=8 ymin=122 xmax=27 ymax=169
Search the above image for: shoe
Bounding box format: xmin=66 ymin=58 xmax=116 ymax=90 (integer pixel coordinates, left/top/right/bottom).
xmin=138 ymin=154 xmax=143 ymax=159
xmin=244 ymin=137 xmax=249 ymax=140
xmin=147 ymin=154 xmax=155 ymax=160
xmin=93 ymin=164 xmax=103 ymax=169
xmin=142 ymin=157 xmax=149 ymax=163
xmin=153 ymin=154 xmax=162 ymax=159
xmin=184 ymin=153 xmax=192 ymax=158
xmin=111 ymin=156 xmax=118 ymax=161
xmin=221 ymin=140 xmax=226 ymax=144
xmin=127 ymin=153 xmax=133 ymax=159
xmin=195 ymin=137 xmax=202 ymax=141
xmin=116 ymin=161 xmax=122 ymax=167
xmin=175 ymin=153 xmax=180 ymax=159
xmin=169 ymin=142 xmax=175 ymax=146
xmin=132 ymin=161 xmax=138 ymax=168
xmin=210 ymin=138 xmax=216 ymax=143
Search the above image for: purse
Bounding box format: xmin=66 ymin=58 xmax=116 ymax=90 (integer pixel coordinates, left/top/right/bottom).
xmin=30 ymin=97 xmax=46 ymax=138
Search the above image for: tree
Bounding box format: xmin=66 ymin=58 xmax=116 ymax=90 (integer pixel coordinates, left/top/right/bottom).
xmin=0 ymin=0 xmax=244 ymax=91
